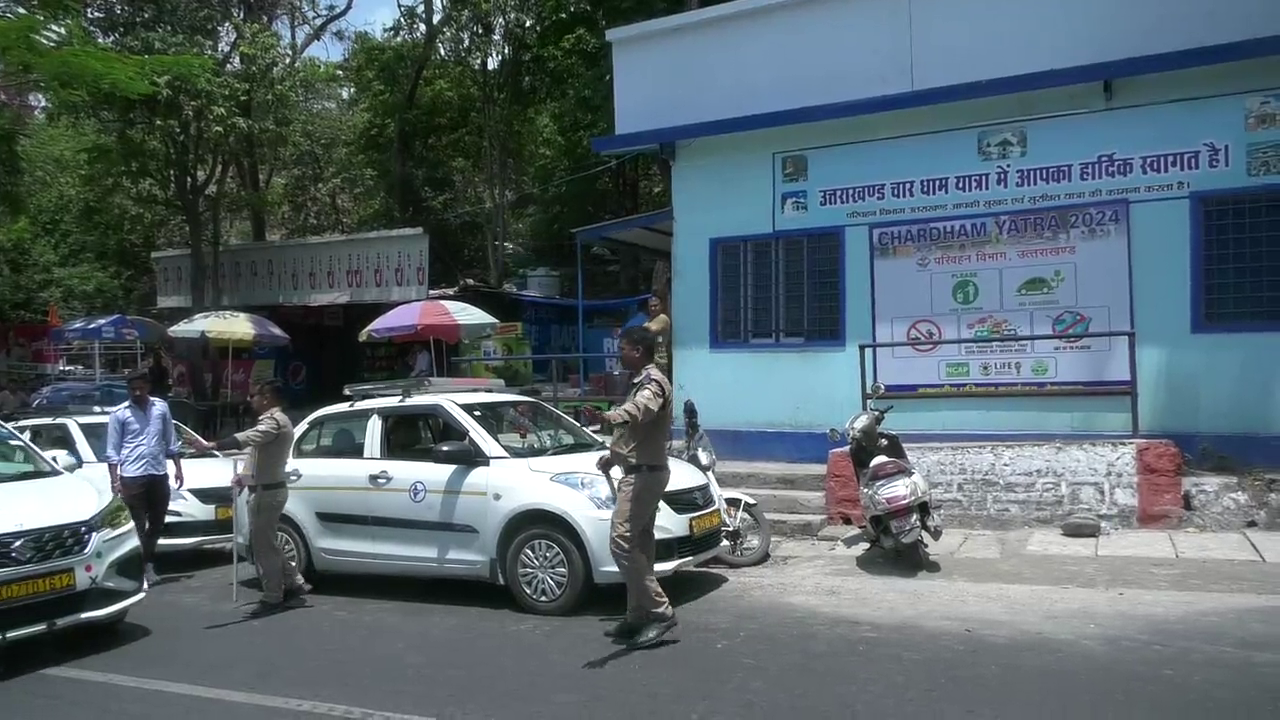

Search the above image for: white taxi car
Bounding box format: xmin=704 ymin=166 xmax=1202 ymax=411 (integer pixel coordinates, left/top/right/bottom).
xmin=13 ymin=412 xmax=241 ymax=551
xmin=234 ymin=378 xmax=726 ymax=615
xmin=0 ymin=420 xmax=145 ymax=641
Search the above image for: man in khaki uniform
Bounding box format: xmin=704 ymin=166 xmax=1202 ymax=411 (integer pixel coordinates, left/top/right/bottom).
xmin=195 ymin=379 xmax=309 ymax=617
xmin=595 ymin=325 xmax=676 ymax=649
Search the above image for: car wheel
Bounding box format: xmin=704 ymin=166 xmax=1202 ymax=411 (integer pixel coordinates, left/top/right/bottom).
xmin=253 ymin=520 xmax=312 ymax=579
xmin=504 ymin=526 xmax=588 ymax=616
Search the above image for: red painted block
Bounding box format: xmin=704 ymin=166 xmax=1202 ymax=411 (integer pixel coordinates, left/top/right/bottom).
xmin=825 ymin=447 xmax=865 ymax=527
xmin=1136 ymin=440 xmax=1185 ymax=528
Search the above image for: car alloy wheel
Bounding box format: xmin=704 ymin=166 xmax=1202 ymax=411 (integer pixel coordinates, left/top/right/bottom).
xmin=517 ymin=538 xmax=570 ymax=603
xmin=503 ymin=525 xmax=589 ymax=616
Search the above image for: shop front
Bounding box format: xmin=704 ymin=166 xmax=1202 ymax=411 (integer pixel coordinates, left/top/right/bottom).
xmin=591 ymin=0 xmax=1280 ymax=464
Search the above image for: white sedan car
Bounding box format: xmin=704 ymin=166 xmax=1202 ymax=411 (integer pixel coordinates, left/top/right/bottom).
xmin=13 ymin=413 xmax=241 ymax=551
xmin=234 ymin=380 xmax=726 ymax=615
xmin=0 ymin=420 xmax=145 ymax=641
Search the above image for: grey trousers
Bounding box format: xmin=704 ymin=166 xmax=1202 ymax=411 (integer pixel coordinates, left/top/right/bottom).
xmin=609 ymin=470 xmax=673 ymax=621
xmin=248 ymin=486 xmax=305 ymax=603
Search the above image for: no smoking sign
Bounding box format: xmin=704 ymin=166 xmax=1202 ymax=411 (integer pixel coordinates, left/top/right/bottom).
xmin=906 ymin=319 xmax=942 ymax=354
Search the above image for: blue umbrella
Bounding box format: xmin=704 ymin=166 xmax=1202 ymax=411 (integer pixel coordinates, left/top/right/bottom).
xmin=51 ymin=314 xmax=168 ymax=345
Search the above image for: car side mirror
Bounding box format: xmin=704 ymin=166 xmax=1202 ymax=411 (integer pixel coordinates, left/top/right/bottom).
xmin=48 ymin=449 xmax=81 ymax=472
xmin=431 ymin=440 xmax=477 ymax=465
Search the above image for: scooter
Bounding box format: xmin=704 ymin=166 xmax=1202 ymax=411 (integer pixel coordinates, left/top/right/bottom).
xmin=672 ymin=399 xmax=771 ymax=567
xmin=828 ymin=382 xmax=942 ymax=568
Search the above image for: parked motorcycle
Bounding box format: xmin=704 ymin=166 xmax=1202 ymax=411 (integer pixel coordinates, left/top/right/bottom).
xmin=828 ymin=382 xmax=941 ymax=568
xmin=673 ymin=399 xmax=771 ymax=567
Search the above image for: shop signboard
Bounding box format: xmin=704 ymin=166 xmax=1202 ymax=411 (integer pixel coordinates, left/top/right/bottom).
xmin=870 ymin=201 xmax=1132 ymax=392
xmin=153 ymin=229 xmax=430 ymax=308
xmin=772 ymin=88 xmax=1280 ymax=230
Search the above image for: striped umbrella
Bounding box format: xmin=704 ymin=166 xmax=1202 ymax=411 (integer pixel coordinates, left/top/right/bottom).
xmin=168 ymin=310 xmax=291 ymax=347
xmin=358 ymin=299 xmax=499 ymax=344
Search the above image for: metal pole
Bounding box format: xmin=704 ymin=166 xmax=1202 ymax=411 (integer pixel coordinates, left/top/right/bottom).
xmin=1127 ymin=331 xmax=1140 ymax=436
xmin=858 ymin=344 xmax=869 ymax=411
xmin=575 ymin=235 xmax=586 ymax=390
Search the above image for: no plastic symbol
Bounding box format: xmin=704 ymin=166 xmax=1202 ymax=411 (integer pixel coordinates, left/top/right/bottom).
xmin=907 ymin=319 xmax=942 ymax=354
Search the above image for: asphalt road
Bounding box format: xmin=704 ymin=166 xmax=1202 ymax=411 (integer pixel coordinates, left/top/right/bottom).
xmin=3 ymin=547 xmax=1279 ymax=719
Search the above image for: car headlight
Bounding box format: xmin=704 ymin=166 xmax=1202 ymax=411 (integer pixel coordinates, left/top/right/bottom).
xmin=93 ymin=496 xmax=134 ymax=535
xmin=693 ymin=447 xmax=716 ymax=472
xmin=169 ymin=490 xmax=190 ymax=504
xmin=551 ymin=472 xmax=615 ymax=510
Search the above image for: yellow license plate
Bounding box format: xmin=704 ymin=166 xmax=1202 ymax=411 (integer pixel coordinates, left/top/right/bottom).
xmin=215 ymin=506 xmax=233 ymax=520
xmin=0 ymin=569 xmax=77 ymax=606
xmin=690 ymin=509 xmax=723 ymax=536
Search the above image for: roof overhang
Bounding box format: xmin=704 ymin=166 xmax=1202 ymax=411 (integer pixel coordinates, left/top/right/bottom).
xmin=573 ymin=208 xmax=673 ymax=254
xmin=591 ymin=34 xmax=1280 ymax=154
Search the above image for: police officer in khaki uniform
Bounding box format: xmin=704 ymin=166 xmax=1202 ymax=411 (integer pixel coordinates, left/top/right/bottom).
xmin=194 ymin=378 xmax=309 ymax=617
xmin=594 ymin=325 xmax=677 ymax=649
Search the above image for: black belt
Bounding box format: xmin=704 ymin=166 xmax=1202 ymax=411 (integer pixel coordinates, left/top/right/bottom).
xmin=247 ymin=481 xmax=287 ymax=493
xmin=623 ymin=464 xmax=668 ymax=475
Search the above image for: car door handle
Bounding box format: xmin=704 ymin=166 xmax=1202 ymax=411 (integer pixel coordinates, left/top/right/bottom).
xmin=368 ymin=470 xmax=393 ymax=482
xmin=286 ymin=469 xmax=302 ymax=482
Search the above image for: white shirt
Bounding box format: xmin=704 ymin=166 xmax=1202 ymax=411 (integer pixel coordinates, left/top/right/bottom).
xmin=411 ymin=350 xmax=433 ymax=377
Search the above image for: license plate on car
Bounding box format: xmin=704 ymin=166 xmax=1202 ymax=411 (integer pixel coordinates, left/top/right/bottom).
xmin=0 ymin=569 xmax=77 ymax=606
xmin=889 ymin=514 xmax=920 ymax=533
xmin=215 ymin=506 xmax=233 ymax=520
xmin=690 ymin=509 xmax=723 ymax=536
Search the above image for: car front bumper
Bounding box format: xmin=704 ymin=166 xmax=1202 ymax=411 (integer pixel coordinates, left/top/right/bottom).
xmin=579 ymin=509 xmax=728 ymax=585
xmin=158 ymin=489 xmax=235 ymax=551
xmin=1 ymin=522 xmax=147 ymax=643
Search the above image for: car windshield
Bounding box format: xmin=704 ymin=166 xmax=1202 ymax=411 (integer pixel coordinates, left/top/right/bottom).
xmin=80 ymin=421 xmax=214 ymax=460
xmin=464 ymin=400 xmax=604 ymax=458
xmin=0 ymin=423 xmax=59 ymax=483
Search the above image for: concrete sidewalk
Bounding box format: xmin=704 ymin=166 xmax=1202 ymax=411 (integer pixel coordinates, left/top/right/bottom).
xmin=784 ymin=528 xmax=1280 ymax=562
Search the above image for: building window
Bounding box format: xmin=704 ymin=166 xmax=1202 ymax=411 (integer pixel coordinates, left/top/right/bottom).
xmin=1194 ymin=188 xmax=1280 ymax=333
xmin=712 ymin=232 xmax=843 ymax=346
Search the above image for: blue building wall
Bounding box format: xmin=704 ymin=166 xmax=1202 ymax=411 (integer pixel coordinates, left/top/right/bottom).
xmin=669 ymin=59 xmax=1280 ymax=466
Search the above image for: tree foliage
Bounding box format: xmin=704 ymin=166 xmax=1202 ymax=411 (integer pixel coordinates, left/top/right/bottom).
xmin=0 ymin=0 xmax=687 ymax=320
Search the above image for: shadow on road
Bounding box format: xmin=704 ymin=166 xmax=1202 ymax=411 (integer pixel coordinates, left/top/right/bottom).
xmin=0 ymin=621 xmax=151 ymax=682
xmin=582 ymin=638 xmax=681 ymax=670
xmin=252 ymin=567 xmax=731 ymax=617
xmin=854 ymin=545 xmax=943 ymax=578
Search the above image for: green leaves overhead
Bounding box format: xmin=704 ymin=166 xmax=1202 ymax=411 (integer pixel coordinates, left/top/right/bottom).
xmin=0 ymin=0 xmax=686 ymax=322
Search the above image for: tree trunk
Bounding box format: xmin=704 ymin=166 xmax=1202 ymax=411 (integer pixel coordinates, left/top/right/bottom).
xmin=184 ymin=199 xmax=208 ymax=310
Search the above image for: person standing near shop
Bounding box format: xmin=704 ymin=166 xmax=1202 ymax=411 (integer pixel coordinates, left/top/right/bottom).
xmin=592 ymin=325 xmax=677 ymax=650
xmin=643 ymin=295 xmax=672 ymax=378
xmin=105 ymin=369 xmax=185 ymax=587
xmin=193 ymin=378 xmax=309 ymax=617
xmin=147 ymin=348 xmax=171 ymax=398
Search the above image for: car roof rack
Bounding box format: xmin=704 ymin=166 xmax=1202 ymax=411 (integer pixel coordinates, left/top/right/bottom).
xmin=342 ymin=377 xmax=508 ymax=403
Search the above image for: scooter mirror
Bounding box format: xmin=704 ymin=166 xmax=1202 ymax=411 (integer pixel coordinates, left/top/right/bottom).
xmin=869 ymin=382 xmax=886 ymax=397
xmin=826 ymin=428 xmax=842 ymax=443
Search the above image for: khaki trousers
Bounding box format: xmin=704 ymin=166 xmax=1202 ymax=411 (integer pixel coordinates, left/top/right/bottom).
xmin=248 ymin=486 xmax=304 ymax=603
xmin=609 ymin=469 xmax=673 ymax=621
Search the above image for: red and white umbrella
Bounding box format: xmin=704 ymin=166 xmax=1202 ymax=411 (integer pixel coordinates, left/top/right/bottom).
xmin=358 ymin=299 xmax=499 ymax=344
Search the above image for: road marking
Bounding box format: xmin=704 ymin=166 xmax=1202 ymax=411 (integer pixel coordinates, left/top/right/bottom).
xmin=40 ymin=666 xmax=436 ymax=720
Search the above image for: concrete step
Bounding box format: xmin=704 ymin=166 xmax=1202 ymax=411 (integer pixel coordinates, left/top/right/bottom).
xmin=717 ymin=461 xmax=826 ymax=493
xmin=767 ymin=512 xmax=829 ymax=538
xmin=733 ymin=487 xmax=826 ymax=516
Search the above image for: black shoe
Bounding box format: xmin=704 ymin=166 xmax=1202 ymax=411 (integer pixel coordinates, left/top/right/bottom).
xmin=244 ymin=601 xmax=287 ymax=618
xmin=603 ymin=619 xmax=643 ymax=639
xmin=244 ymin=596 xmax=304 ymax=618
xmin=284 ymin=582 xmax=312 ymax=600
xmin=625 ymin=615 xmax=678 ymax=650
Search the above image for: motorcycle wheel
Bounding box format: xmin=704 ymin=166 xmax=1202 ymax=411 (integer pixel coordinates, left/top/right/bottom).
xmin=716 ymin=500 xmax=772 ymax=568
xmin=904 ymin=540 xmax=928 ymax=570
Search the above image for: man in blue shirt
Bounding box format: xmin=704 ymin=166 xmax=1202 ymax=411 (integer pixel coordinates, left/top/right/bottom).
xmin=105 ymin=368 xmax=185 ymax=586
